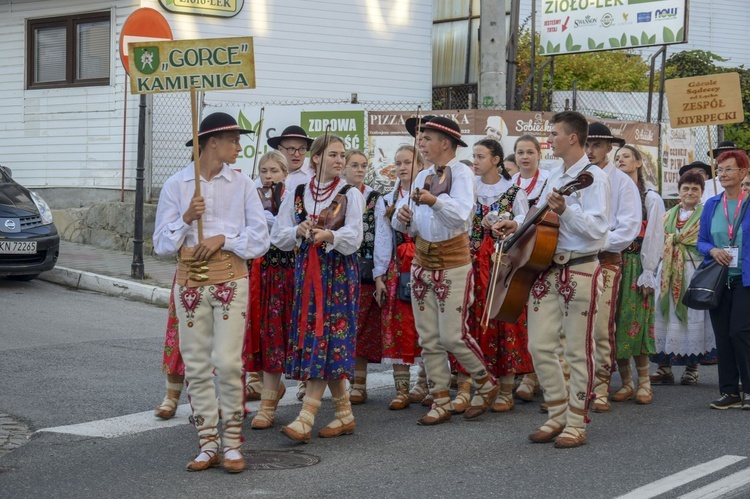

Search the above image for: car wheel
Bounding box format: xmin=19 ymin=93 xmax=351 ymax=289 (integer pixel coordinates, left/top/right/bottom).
xmin=8 ymin=274 xmax=40 ymax=281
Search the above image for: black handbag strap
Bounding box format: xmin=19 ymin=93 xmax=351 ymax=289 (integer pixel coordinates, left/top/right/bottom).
xmin=729 ymin=197 xmax=749 ymax=246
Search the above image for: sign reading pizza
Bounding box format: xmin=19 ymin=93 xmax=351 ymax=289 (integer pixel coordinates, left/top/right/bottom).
xmin=128 ymin=37 xmax=255 ymax=94
xmin=665 ymin=72 xmax=745 ymax=128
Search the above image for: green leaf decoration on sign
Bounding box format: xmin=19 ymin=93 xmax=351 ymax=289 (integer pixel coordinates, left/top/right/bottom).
xmin=553 ymin=43 xmax=561 ymax=53
xmin=565 ymin=33 xmax=574 ymax=52
xmin=648 ymin=34 xmax=656 ymax=44
xmin=631 ymin=35 xmax=639 ymax=46
xmin=546 ymin=40 xmax=554 ymax=54
xmin=676 ymin=27 xmax=684 ymax=42
xmin=539 ymin=45 xmax=545 ymax=55
xmin=237 ymin=110 xmax=253 ymax=132
xmin=620 ymin=33 xmax=627 ymax=47
xmin=588 ymin=38 xmax=597 ymax=50
xmin=663 ymin=27 xmax=675 ymax=43
xmin=571 ymin=44 xmax=581 ymax=51
xmin=596 ymin=42 xmax=604 ymax=49
xmin=609 ymin=37 xmax=621 ymax=48
xmin=641 ymin=31 xmax=649 ymax=45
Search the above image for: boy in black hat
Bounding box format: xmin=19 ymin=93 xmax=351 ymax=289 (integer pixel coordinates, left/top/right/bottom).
xmin=585 ymin=122 xmax=642 ymax=413
xmin=393 ymin=116 xmax=502 ymax=426
xmin=154 ymin=112 xmax=270 ymax=473
xmin=268 ymin=125 xmax=315 ymax=193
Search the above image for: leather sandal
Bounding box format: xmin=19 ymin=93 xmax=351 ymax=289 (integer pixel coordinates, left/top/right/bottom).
xmin=491 ymin=384 xmax=515 ymax=412
xmin=417 ymin=391 xmax=452 ymax=426
xmin=251 ymin=384 xmax=287 ymax=430
xmin=388 ymin=390 xmax=411 ymax=410
xmin=408 ymin=381 xmax=428 ymax=404
xmin=421 ymin=393 xmax=434 ymax=407
xmin=681 ymin=366 xmax=699 ymax=386
xmin=515 ymin=373 xmax=539 ymax=402
xmin=611 ymin=382 xmax=634 ymax=402
xmin=245 ymin=372 xmax=262 ymax=401
xmin=464 ymin=378 xmax=501 ymax=420
xmin=592 ymin=397 xmax=611 ymax=413
xmin=281 ymin=398 xmax=319 ymax=443
xmin=528 ymin=418 xmax=564 ymax=443
xmin=295 ymin=380 xmax=307 ymax=401
xmin=154 ymin=396 xmax=179 ymax=420
xmin=349 ymin=377 xmax=367 ymax=405
xmin=636 ymin=386 xmax=653 ymax=405
xmin=319 ymin=395 xmax=355 ymax=438
xmin=186 ymin=430 xmax=220 ymax=471
xmin=650 ymin=366 xmax=675 ymax=385
xmin=554 ymin=427 xmax=586 ymax=449
xmin=222 ymin=446 xmax=245 ymax=474
xmin=450 ymin=382 xmax=472 ymax=414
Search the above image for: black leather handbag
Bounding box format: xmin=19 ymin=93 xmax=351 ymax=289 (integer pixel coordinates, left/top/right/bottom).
xmin=398 ymin=269 xmax=411 ymax=302
xmin=359 ymin=258 xmax=375 ymax=284
xmin=682 ymin=199 xmax=747 ymax=310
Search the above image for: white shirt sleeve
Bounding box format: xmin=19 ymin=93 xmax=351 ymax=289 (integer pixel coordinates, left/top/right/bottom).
xmin=327 ymin=186 xmax=365 ymax=255
xmin=221 ymin=180 xmax=271 ymax=260
xmin=607 ymin=176 xmax=642 ymax=252
xmin=511 ymin=188 xmax=529 ymax=226
xmin=270 ymin=188 xmax=299 ymax=252
xmin=153 ymin=177 xmax=191 ymax=257
xmin=430 ymin=166 xmax=475 ymax=229
xmin=557 ymin=175 xmax=611 ymax=243
xmin=637 ymin=190 xmax=666 ymax=289
xmin=373 ymin=194 xmax=393 ymax=278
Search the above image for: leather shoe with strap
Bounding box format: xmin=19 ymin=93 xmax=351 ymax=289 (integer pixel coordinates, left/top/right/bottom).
xmin=417 ymin=391 xmax=452 ymax=426
xmin=554 ymin=427 xmax=586 ymax=449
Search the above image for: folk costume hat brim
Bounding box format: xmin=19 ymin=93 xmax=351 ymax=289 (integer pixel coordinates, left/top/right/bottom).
xmin=679 ymin=160 xmax=712 ymax=179
xmin=185 ymin=112 xmax=253 ymax=147
xmin=405 ymin=114 xmax=437 ymax=138
xmin=587 ymin=122 xmax=626 ymax=146
xmin=707 ymin=140 xmax=749 ymax=159
xmin=419 ymin=116 xmax=468 ymax=148
xmin=267 ymin=125 xmax=314 ymax=150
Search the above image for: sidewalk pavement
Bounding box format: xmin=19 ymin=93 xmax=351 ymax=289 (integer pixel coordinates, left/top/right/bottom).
xmin=39 ymin=241 xmax=176 ymax=306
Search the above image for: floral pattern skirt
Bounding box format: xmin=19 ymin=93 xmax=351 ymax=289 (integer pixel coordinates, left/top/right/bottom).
xmin=380 ymin=259 xmax=421 ymax=365
xmin=286 ymin=245 xmax=360 ymax=381
xmin=354 ymin=281 xmax=383 ymax=362
xmin=615 ymin=251 xmax=656 ymax=359
xmin=243 ymin=250 xmax=295 ymax=374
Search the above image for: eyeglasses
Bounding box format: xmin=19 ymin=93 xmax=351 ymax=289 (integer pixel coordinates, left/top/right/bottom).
xmin=716 ymin=168 xmax=741 ymax=174
xmin=280 ymin=146 xmax=307 ymax=155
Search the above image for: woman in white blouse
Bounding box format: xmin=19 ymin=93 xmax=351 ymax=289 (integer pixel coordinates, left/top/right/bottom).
xmin=342 ymin=149 xmax=393 ymax=406
xmin=611 ymin=145 xmax=665 ymax=405
xmin=270 ymin=135 xmax=365 ymax=443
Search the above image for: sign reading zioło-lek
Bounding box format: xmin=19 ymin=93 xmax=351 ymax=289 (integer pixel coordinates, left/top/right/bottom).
xmin=665 ymin=72 xmax=744 ymax=128
xmin=128 ymin=36 xmax=255 ymax=94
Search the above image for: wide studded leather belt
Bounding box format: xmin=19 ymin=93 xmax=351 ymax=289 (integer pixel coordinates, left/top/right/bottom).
xmin=414 ymin=233 xmax=471 ymax=270
xmin=175 ymin=247 xmax=247 ymax=287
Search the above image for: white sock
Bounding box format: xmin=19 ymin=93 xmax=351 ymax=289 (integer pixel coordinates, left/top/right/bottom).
xmin=195 ymin=449 xmax=216 ymax=463
xmin=224 ymin=448 xmax=242 ymax=460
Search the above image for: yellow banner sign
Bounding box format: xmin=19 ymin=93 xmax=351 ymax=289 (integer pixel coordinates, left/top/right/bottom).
xmin=128 ymin=37 xmax=255 ymax=94
xmin=665 ymin=72 xmax=744 ymax=128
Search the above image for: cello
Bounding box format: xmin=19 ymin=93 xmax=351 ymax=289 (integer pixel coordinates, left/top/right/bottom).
xmin=483 ymin=170 xmax=595 ymax=325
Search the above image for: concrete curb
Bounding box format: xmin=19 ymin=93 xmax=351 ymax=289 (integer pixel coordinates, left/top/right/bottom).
xmin=39 ymin=266 xmax=170 ymax=306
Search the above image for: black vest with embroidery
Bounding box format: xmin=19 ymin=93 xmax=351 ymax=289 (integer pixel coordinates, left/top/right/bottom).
xmin=358 ymin=190 xmax=380 ymax=261
xmin=469 ymin=184 xmax=521 ymax=251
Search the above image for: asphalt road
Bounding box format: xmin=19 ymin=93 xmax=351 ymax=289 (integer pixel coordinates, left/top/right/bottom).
xmin=1 ymin=278 xmax=749 ymax=499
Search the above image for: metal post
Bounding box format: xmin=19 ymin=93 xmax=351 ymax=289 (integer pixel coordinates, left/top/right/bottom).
xmin=657 ymin=45 xmax=668 ymax=123
xmin=131 ymin=93 xmax=146 ymax=280
xmin=529 ymin=0 xmax=536 ymax=111
xmin=506 ymin=0 xmax=520 ymax=110
xmin=646 ymin=46 xmax=665 ymax=123
xmin=572 ymin=80 xmax=578 ymax=111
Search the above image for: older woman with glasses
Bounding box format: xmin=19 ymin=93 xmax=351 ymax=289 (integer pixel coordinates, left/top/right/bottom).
xmin=697 ymin=150 xmax=750 ymax=410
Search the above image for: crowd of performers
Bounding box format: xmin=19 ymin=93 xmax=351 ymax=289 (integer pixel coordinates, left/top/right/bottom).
xmin=153 ymin=110 xmax=750 ymax=473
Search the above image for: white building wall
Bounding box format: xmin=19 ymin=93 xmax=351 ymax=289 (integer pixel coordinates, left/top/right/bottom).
xmin=0 ymin=0 xmax=432 ymax=194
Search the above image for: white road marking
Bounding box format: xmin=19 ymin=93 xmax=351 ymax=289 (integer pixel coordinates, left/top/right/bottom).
xmin=679 ymin=467 xmax=750 ymax=499
xmin=37 ymin=371 xmax=399 ymax=439
xmin=614 ymin=455 xmax=747 ymax=499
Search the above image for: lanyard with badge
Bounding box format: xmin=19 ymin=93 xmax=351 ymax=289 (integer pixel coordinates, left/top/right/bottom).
xmin=723 ymin=191 xmax=745 ymax=268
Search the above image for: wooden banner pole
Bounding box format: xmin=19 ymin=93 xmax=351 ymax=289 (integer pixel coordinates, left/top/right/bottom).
xmin=706 ymin=125 xmax=718 ymax=194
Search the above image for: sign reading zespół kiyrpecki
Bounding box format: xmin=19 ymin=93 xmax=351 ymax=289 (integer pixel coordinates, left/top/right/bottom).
xmin=540 ymin=0 xmax=687 ymax=56
xmin=128 ymin=37 xmax=255 ymax=94
xmin=665 ymin=72 xmax=745 ymax=128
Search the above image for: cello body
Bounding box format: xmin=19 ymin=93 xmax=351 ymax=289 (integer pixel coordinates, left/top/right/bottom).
xmin=488 ymin=208 xmax=560 ymax=323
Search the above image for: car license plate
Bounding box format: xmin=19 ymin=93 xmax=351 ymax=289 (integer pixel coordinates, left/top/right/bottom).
xmin=0 ymin=241 xmax=37 ymax=254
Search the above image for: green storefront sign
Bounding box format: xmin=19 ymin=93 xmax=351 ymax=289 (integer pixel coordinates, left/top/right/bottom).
xmin=301 ymin=110 xmax=366 ymax=152
xmin=158 ymin=0 xmax=244 ymax=18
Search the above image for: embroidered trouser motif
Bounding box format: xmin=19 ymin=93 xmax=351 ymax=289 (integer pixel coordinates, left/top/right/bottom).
xmin=592 ymin=264 xmax=622 ymax=400
xmin=175 ymin=278 xmax=248 ymax=450
xmin=528 ymin=262 xmax=602 ymax=429
xmin=411 ymin=263 xmax=489 ymax=393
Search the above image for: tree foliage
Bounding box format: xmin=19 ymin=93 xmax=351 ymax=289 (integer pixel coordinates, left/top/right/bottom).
xmin=514 ymin=28 xmax=651 ymax=109
xmin=665 ymin=50 xmax=750 ymax=150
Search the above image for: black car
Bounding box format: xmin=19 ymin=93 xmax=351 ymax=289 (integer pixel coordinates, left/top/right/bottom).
xmin=0 ymin=165 xmax=60 ymax=280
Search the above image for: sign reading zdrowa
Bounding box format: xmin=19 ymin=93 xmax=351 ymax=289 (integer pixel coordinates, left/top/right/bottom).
xmin=128 ymin=36 xmax=255 ymax=94
xmin=665 ymin=72 xmax=745 ymax=128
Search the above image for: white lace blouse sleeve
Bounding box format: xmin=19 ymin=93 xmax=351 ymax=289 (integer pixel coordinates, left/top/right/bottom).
xmin=373 ymin=194 xmax=393 ymax=278
xmin=511 ymin=188 xmax=529 ymax=226
xmin=637 ymin=190 xmax=666 ymax=289
xmin=328 ymin=187 xmax=365 ymax=255
xmin=270 ymin=188 xmax=299 ymax=252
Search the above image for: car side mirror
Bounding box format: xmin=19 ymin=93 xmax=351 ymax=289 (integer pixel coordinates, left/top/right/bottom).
xmin=0 ymin=165 xmax=12 ymax=178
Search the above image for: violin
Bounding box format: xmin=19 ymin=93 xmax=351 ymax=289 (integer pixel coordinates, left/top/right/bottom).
xmin=257 ymin=182 xmax=283 ymax=216
xmin=414 ymin=165 xmax=452 ymax=204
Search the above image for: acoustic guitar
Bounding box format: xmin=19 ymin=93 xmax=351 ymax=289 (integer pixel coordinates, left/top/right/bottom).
xmin=484 ymin=170 xmax=595 ymax=324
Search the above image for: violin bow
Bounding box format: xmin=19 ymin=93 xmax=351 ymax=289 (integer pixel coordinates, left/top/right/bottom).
xmin=481 ymin=212 xmax=512 ymax=327
xmin=308 ymin=124 xmax=332 ymax=243
xmin=251 ymin=106 xmax=265 ymax=181
xmin=406 ymin=105 xmax=422 ymax=219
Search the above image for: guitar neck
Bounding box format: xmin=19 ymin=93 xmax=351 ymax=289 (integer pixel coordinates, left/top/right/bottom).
xmin=502 ymin=200 xmax=552 ymax=252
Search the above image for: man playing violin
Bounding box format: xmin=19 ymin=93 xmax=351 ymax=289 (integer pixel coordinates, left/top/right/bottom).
xmin=393 ymin=116 xmax=501 ymax=426
xmin=523 ymin=111 xmax=610 ymax=448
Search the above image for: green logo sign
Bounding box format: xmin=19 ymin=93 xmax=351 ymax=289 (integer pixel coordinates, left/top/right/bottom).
xmin=134 ymin=47 xmax=159 ymax=75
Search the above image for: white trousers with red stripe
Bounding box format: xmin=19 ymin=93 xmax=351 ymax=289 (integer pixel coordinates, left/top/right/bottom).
xmin=410 ymin=263 xmax=489 ymax=393
xmin=592 ymin=264 xmax=622 ymax=400
xmin=527 ymin=261 xmax=602 ymax=430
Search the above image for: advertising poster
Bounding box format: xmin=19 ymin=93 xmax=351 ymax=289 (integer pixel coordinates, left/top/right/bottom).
xmin=301 ymin=110 xmax=366 ymax=152
xmin=660 ymin=125 xmax=695 ymax=199
xmin=540 ymin=0 xmax=687 ymax=56
xmin=597 ymin=118 xmax=662 ymax=192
